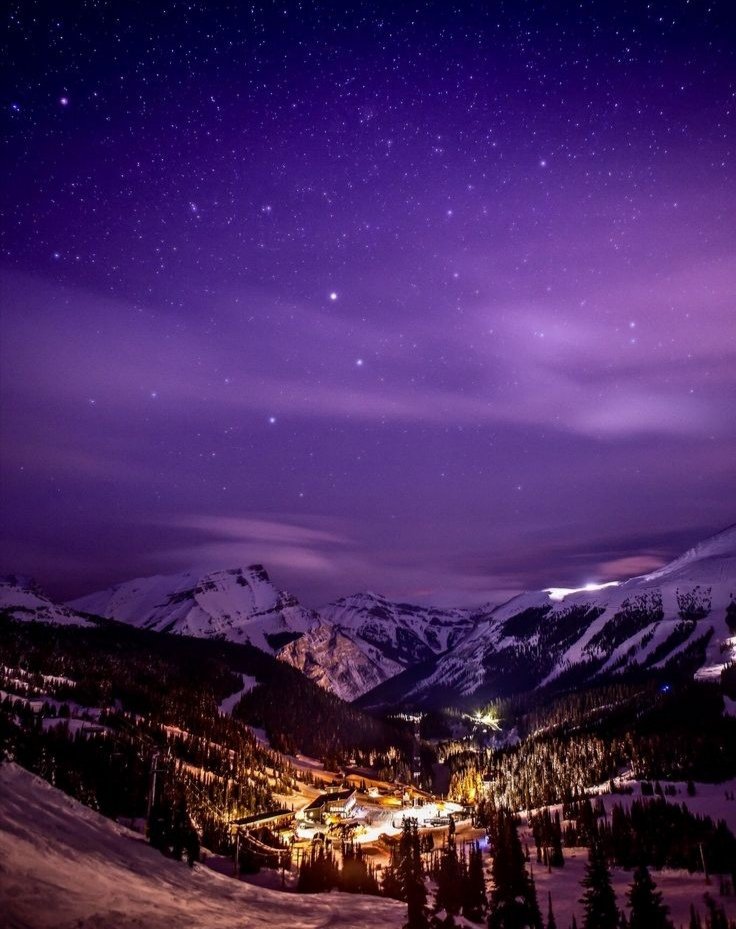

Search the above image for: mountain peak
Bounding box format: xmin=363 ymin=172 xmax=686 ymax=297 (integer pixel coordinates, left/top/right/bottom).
xmin=69 ymin=563 xmax=316 ymax=652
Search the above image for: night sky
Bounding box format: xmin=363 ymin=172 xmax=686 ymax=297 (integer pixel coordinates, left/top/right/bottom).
xmin=1 ymin=1 xmax=734 ymax=607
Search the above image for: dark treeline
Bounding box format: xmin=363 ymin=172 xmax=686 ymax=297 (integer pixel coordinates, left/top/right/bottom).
xmin=560 ymin=796 xmax=736 ymax=878
xmin=447 ymin=681 xmax=736 ymax=810
xmin=297 ymin=840 xmax=380 ymax=894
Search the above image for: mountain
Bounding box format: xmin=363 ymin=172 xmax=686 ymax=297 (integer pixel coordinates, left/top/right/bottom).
xmin=358 ymin=525 xmax=736 ymax=710
xmin=278 ymin=592 xmax=479 ymax=700
xmin=70 ymin=565 xmax=319 ymax=653
xmin=278 ymin=621 xmax=404 ymax=701
xmin=0 ymin=575 xmax=93 ymax=627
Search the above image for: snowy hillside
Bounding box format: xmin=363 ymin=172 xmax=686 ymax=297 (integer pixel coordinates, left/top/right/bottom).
xmin=279 ymin=592 xmax=478 ymax=700
xmin=362 ymin=526 xmax=736 ymax=707
xmin=70 ymin=565 xmax=319 ymax=654
xmin=0 ymin=575 xmax=93 ymax=628
xmin=0 ymin=762 xmax=404 ymax=929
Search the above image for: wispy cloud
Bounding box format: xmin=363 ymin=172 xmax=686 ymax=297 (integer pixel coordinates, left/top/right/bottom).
xmin=3 ymin=263 xmax=734 ymax=441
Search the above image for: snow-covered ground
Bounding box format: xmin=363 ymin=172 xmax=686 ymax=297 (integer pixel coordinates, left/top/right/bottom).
xmin=520 ymin=778 xmax=736 ymax=928
xmin=0 ymin=763 xmax=405 ymax=929
xmin=218 ymin=673 xmax=257 ymax=715
xmin=532 ymin=844 xmax=735 ymax=929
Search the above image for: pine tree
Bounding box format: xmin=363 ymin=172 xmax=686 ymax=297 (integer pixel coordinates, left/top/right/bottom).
xmin=626 ymin=864 xmax=673 ymax=929
xmin=580 ymin=842 xmax=617 ymax=929
xmin=399 ymin=818 xmax=429 ymax=929
xmin=462 ymin=841 xmax=487 ymax=923
xmin=488 ymin=809 xmax=541 ymax=929
xmin=546 ymin=892 xmax=557 ymax=929
xmin=435 ymin=834 xmax=463 ymax=921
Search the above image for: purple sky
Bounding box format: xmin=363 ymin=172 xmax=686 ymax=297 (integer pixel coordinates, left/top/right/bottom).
xmin=1 ymin=2 xmax=734 ymax=607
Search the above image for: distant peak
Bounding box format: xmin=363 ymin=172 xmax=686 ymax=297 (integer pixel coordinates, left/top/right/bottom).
xmin=0 ymin=574 xmax=41 ymax=594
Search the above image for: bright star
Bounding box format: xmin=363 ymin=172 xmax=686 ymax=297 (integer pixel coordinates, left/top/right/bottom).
xmin=268 ymin=416 xmax=277 ymax=424
xmin=356 ymin=358 xmax=364 ymax=366
xmin=329 ymin=292 xmax=338 ymax=301
xmin=60 ymin=97 xmax=69 ymax=106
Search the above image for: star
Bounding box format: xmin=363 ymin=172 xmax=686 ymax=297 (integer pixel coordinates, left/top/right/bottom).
xmin=329 ymin=292 xmax=338 ymax=301
xmin=268 ymin=416 xmax=277 ymax=424
xmin=356 ymin=358 xmax=364 ymax=366
xmin=59 ymin=97 xmax=69 ymax=107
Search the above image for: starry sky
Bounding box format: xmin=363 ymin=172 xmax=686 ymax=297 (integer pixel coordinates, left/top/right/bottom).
xmin=1 ymin=1 xmax=735 ymax=607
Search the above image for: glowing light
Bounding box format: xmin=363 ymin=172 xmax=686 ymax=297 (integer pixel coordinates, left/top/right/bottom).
xmin=329 ymin=292 xmax=338 ymax=301
xmin=465 ymin=709 xmax=501 ymax=731
xmin=545 ymin=580 xmax=620 ymax=601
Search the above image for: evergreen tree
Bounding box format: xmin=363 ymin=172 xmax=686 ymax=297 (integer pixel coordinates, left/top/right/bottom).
xmin=580 ymin=842 xmax=617 ymax=929
xmin=435 ymin=834 xmax=462 ymax=920
xmin=488 ymin=809 xmax=541 ymax=929
xmin=626 ymin=864 xmax=673 ymax=929
xmin=399 ymin=818 xmax=429 ymax=929
xmin=383 ymin=838 xmax=404 ymax=900
xmin=546 ymin=893 xmax=557 ymax=929
xmin=462 ymin=841 xmax=487 ymax=923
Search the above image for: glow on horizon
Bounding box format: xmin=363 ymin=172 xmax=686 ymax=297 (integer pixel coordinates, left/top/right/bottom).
xmin=545 ymin=580 xmax=621 ymax=602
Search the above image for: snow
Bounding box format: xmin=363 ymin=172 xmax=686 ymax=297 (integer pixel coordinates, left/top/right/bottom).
xmin=218 ymin=673 xmax=258 ymax=715
xmin=280 ymin=593 xmax=477 ymax=701
xmin=401 ymin=525 xmax=736 ymax=703
xmin=70 ymin=565 xmax=319 ymax=654
xmin=519 ymin=778 xmax=736 ymax=928
xmin=0 ymin=576 xmax=92 ymax=628
xmin=279 ymin=621 xmax=404 ymax=701
xmin=0 ymin=762 xmax=405 ymax=929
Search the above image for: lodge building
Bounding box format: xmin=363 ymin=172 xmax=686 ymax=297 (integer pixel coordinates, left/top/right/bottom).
xmin=302 ymin=788 xmax=357 ymax=824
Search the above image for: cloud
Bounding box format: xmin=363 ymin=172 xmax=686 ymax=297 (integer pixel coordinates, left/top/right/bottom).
xmin=154 ymin=514 xmax=352 ymax=576
xmin=3 ymin=263 xmax=733 ymax=444
xmin=596 ymin=554 xmax=668 ymax=579
xmin=168 ymin=515 xmax=346 ymax=546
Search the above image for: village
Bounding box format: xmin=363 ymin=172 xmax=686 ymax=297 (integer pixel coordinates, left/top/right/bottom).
xmin=224 ymin=748 xmax=475 ymax=879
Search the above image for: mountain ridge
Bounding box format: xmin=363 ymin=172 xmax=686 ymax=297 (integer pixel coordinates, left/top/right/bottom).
xmin=5 ymin=524 xmax=735 ymax=707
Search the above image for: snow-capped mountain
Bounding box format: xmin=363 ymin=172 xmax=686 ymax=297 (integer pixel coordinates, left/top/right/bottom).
xmin=279 ymin=621 xmax=404 ymax=701
xmin=8 ymin=524 xmax=735 ymax=708
xmin=278 ymin=592 xmax=479 ymax=700
xmin=0 ymin=575 xmax=93 ymax=627
xmin=359 ymin=525 xmax=736 ymax=709
xmin=70 ymin=565 xmax=319 ymax=653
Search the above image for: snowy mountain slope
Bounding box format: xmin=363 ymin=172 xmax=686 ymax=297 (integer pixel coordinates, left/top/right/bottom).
xmin=361 ymin=526 xmax=736 ymax=708
xmin=0 ymin=575 xmax=93 ymax=628
xmin=278 ymin=621 xmax=405 ymax=701
xmin=66 ymin=570 xmax=479 ymax=698
xmin=0 ymin=762 xmax=404 ymax=929
xmin=70 ymin=565 xmax=319 ymax=654
xmin=278 ymin=592 xmax=479 ymax=700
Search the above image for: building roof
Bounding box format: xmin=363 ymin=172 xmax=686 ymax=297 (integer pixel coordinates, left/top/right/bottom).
xmin=303 ymin=789 xmax=356 ymax=812
xmin=231 ymin=808 xmax=294 ymax=828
